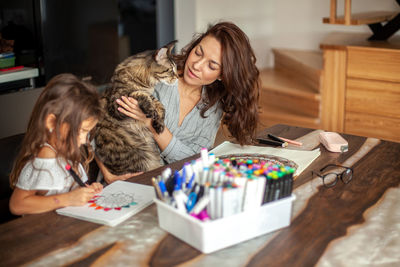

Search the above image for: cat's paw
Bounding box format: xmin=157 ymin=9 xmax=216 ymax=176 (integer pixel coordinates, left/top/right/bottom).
xmin=152 ymin=119 xmax=165 ymax=134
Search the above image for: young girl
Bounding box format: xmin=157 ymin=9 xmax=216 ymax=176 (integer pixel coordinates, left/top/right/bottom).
xmin=9 ymin=73 xmax=103 ymax=215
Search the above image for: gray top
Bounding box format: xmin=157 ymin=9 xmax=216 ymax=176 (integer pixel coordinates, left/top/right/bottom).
xmin=154 ymin=81 xmax=223 ymax=163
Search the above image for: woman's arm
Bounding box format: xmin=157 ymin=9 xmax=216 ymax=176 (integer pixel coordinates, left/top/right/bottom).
xmin=116 ymin=96 xmax=173 ymax=151
xmin=9 ymin=186 xmax=101 ymax=215
xmin=95 ymin=155 xmax=142 ymax=184
xmin=117 ymin=96 xmax=222 ymax=163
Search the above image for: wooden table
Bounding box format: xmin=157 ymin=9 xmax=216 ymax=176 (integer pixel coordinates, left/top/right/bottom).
xmin=1 ymin=124 xmax=399 ymax=266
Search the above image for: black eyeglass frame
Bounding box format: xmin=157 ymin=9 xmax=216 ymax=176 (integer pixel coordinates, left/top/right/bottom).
xmin=312 ymin=164 xmax=353 ymax=188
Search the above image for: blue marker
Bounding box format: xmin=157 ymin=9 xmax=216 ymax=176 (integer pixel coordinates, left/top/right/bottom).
xmin=186 ymin=173 xmax=195 ymax=192
xmin=158 ymin=180 xmax=169 ymax=198
xmin=174 ymin=171 xmax=183 ymax=190
xmin=186 ymin=192 xmax=198 ymax=212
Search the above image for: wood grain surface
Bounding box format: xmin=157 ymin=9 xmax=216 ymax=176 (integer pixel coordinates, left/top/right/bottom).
xmin=0 ymin=124 xmax=399 ymax=266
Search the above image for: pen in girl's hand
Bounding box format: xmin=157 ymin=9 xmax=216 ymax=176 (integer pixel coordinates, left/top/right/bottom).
xmin=65 ymin=164 xmax=86 ymax=187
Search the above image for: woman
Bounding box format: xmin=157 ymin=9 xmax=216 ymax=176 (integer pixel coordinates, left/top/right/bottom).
xmin=100 ymin=21 xmax=260 ymax=183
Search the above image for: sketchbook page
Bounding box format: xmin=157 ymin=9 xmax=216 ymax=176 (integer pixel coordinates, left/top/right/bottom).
xmin=56 ymin=181 xmax=155 ymax=227
xmin=210 ymin=141 xmax=320 ymax=177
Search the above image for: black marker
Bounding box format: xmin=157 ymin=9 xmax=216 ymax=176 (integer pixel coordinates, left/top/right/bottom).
xmin=65 ymin=164 xmax=86 ymax=187
xmin=257 ymin=138 xmax=288 ymax=147
xmin=267 ymin=134 xmax=286 ymax=144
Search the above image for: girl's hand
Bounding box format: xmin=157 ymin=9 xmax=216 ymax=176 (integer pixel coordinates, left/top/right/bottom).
xmin=87 ymin=182 xmax=103 ymax=194
xmin=68 ymin=187 xmax=98 ymax=206
xmin=116 ymin=96 xmax=152 ymax=130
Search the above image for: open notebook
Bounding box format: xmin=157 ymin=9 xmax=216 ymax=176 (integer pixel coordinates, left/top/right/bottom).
xmin=56 ymin=181 xmax=155 ymax=227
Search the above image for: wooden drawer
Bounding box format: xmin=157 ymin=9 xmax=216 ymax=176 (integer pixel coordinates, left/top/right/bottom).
xmin=346 ymin=78 xmax=400 ymax=119
xmin=345 ymin=112 xmax=400 ymax=142
xmin=347 ymin=47 xmax=400 ymax=82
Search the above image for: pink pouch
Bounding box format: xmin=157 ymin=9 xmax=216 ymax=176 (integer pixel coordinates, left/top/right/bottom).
xmin=319 ymin=132 xmax=348 ymax=153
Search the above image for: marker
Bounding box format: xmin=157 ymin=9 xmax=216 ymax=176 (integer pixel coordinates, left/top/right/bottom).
xmin=186 ymin=173 xmax=195 ymax=192
xmin=173 ymin=190 xmax=187 ymax=213
xmin=65 ymin=164 xmax=86 ymax=187
xmin=191 ymin=209 xmax=210 ymax=221
xmin=277 ymin=136 xmax=303 ymax=146
xmin=208 ymin=153 xmax=216 ymax=165
xmin=186 ymin=192 xmax=198 ymax=212
xmin=183 ymin=162 xmax=193 ymax=183
xmin=267 ymin=134 xmax=286 ymax=144
xmin=152 ymin=177 xmax=163 ymax=200
xmin=162 ymin=167 xmax=172 ymax=181
xmin=201 ymin=148 xmax=209 ymax=166
xmin=191 ymin=195 xmax=210 ymax=214
xmin=257 ymin=138 xmax=288 ymax=147
xmin=158 ymin=180 xmax=169 ymax=199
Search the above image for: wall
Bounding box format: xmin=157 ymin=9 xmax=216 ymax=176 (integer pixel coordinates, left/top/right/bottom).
xmin=0 ymin=87 xmax=43 ymax=139
xmin=175 ymin=0 xmax=400 ymax=68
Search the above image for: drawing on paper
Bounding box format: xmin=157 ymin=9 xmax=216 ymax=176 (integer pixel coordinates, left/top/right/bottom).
xmin=88 ymin=192 xmax=138 ymax=211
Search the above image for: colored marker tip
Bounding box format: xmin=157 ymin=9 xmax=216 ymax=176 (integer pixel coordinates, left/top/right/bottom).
xmin=65 ymin=164 xmax=71 ymax=171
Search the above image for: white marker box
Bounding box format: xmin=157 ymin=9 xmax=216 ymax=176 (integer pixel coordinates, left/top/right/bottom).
xmin=154 ymin=194 xmax=296 ymax=253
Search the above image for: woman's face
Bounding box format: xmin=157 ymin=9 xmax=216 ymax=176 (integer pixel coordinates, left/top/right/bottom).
xmin=183 ymin=35 xmax=222 ymax=87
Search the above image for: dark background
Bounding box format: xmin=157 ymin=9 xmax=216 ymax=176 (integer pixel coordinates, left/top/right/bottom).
xmin=0 ymin=0 xmax=174 ymax=89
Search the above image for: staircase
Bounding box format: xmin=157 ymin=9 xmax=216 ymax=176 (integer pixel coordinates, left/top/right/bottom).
xmin=323 ymin=0 xmax=400 ymax=40
xmin=258 ymin=0 xmax=400 ymax=132
xmin=258 ymin=49 xmax=323 ymax=130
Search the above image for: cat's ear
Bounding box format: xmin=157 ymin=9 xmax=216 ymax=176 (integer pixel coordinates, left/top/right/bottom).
xmin=155 ymin=40 xmax=177 ymax=62
xmin=155 ymin=47 xmax=168 ymax=63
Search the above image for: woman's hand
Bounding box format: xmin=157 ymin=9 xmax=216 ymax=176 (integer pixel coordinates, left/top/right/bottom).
xmin=116 ymin=96 xmax=153 ymax=130
xmin=102 ymin=168 xmax=143 ymax=185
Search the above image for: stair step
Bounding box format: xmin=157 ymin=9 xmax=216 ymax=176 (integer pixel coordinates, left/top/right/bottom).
xmin=259 ymin=68 xmax=320 ymax=118
xmin=323 ymin=11 xmax=398 ymax=25
xmin=259 ymin=105 xmax=320 ymax=130
xmin=272 ymin=49 xmax=323 ymax=92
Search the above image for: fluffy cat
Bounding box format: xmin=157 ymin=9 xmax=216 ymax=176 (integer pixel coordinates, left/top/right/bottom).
xmin=94 ymin=41 xmax=177 ymax=175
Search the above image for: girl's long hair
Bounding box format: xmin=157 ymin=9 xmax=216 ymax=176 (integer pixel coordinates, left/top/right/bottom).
xmin=174 ymin=21 xmax=260 ymax=145
xmin=10 ymin=73 xmax=102 ymax=188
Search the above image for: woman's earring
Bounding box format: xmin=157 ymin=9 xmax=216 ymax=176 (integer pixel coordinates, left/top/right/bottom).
xmin=49 ymin=128 xmax=53 ymax=133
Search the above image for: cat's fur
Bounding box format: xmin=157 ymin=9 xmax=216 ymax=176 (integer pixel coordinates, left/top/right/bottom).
xmin=94 ymin=41 xmax=177 ymax=175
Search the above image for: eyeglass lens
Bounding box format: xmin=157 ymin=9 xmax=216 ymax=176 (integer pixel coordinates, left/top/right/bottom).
xmin=341 ymin=169 xmax=352 ymax=183
xmin=323 ymin=173 xmax=338 ymax=187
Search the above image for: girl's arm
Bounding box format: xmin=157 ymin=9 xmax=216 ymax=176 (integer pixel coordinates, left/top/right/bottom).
xmin=9 ymin=185 xmax=101 ymax=215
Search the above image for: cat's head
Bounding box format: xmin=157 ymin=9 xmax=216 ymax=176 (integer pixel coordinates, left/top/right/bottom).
xmin=152 ymin=40 xmax=178 ymax=85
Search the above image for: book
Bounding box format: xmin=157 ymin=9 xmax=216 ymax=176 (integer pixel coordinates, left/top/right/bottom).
xmin=56 ymin=181 xmax=155 ymax=227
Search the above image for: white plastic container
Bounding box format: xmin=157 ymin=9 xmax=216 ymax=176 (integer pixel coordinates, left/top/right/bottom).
xmin=154 ymin=195 xmax=296 ymax=253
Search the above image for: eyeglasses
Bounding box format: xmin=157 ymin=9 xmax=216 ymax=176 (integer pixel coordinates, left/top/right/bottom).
xmin=312 ymin=164 xmax=353 ymax=188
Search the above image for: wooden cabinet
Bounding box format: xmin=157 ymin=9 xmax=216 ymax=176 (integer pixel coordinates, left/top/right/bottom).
xmin=321 ymin=32 xmax=400 ymax=142
xmin=347 ymin=47 xmax=400 ymax=82
xmin=345 ymin=78 xmax=400 ymax=140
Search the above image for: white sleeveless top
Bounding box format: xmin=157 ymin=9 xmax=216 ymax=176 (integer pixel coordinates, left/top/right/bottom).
xmin=15 ymin=157 xmax=88 ymax=196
